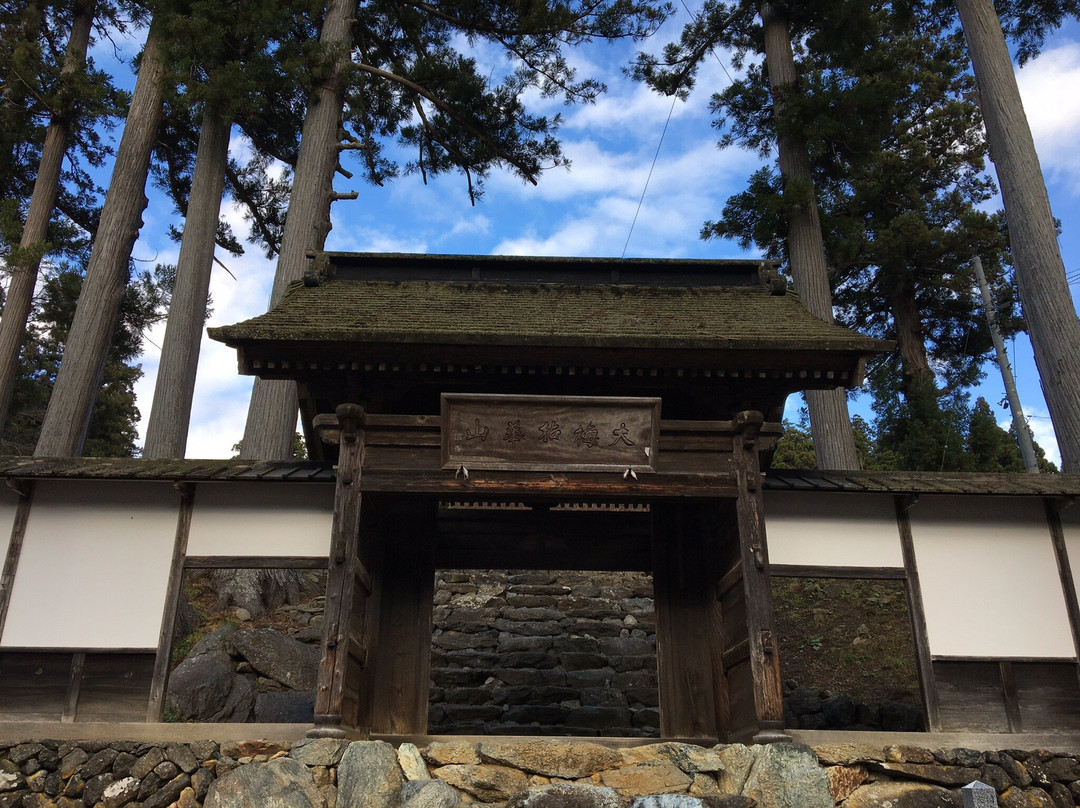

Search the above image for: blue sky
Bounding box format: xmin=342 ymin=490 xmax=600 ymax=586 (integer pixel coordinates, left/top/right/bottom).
xmin=84 ymin=10 xmax=1080 ymax=464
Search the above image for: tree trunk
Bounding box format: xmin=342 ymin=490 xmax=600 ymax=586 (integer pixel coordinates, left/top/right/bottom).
xmin=143 ymin=106 xmax=231 ymax=459
xmin=0 ymin=0 xmax=95 ymax=434
xmin=759 ymin=3 xmax=860 ymax=470
xmin=33 ymin=19 xmax=166 ymax=458
xmin=954 ymin=0 xmax=1080 ymax=473
xmin=888 ymin=280 xmax=932 ymax=380
xmin=237 ymin=0 xmax=359 ymax=461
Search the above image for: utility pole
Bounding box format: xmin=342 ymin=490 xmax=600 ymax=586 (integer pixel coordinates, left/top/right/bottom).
xmin=972 ymin=256 xmax=1040 ymax=473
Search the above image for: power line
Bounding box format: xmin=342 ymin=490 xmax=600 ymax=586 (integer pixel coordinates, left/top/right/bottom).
xmin=622 ymin=94 xmax=677 ymax=259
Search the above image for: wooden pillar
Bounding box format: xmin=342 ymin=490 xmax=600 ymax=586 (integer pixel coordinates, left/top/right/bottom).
xmin=895 ymin=495 xmax=941 ymax=731
xmin=732 ymin=411 xmax=789 ymax=743
xmin=652 ymin=502 xmax=727 ymax=741
xmin=0 ymin=480 xmax=33 ymax=643
xmin=147 ymin=482 xmax=195 ymax=721
xmin=312 ymin=404 xmax=375 ymax=737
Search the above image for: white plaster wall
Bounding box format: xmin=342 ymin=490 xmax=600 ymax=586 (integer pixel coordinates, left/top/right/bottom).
xmin=0 ymin=484 xmax=20 ymax=574
xmin=764 ymin=492 xmax=904 ymax=569
xmin=910 ymin=496 xmax=1074 ymax=658
xmin=1 ymin=481 xmax=179 ymax=649
xmin=186 ymin=483 xmax=334 ymax=557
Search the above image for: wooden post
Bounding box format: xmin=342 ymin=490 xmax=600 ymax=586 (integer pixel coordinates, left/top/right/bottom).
xmin=147 ymin=482 xmax=195 ymax=721
xmin=0 ymin=480 xmax=34 ymax=643
xmin=732 ymin=411 xmax=789 ymax=743
xmin=895 ymin=495 xmax=941 ymax=731
xmin=312 ymin=404 xmax=373 ymax=737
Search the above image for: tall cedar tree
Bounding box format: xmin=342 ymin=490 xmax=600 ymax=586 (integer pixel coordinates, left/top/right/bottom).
xmin=700 ymin=2 xmax=1019 ymax=468
xmin=952 ymin=0 xmax=1080 ymax=471
xmin=0 ymin=0 xmax=127 ymax=433
xmin=633 ymin=1 xmax=861 ymax=469
xmin=33 ymin=15 xmax=167 ymax=457
xmin=240 ymin=0 xmax=671 ymax=460
xmin=143 ymin=0 xmax=320 ymax=459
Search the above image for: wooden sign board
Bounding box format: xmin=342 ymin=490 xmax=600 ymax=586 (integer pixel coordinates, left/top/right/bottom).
xmin=442 ymin=394 xmax=660 ymax=472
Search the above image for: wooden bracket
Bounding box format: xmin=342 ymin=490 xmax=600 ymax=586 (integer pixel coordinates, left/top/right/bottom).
xmin=336 ymin=403 xmax=366 ymax=443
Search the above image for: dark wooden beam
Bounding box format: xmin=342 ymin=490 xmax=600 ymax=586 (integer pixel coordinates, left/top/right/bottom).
xmin=147 ymin=483 xmax=195 ymax=722
xmin=896 ymin=494 xmax=941 ymax=732
xmin=731 ymin=412 xmax=788 ymax=744
xmin=769 ymin=565 xmax=907 ymax=580
xmin=0 ymin=480 xmax=33 ymax=644
xmin=1045 ymin=498 xmax=1080 ymax=660
xmin=1000 ymin=661 xmax=1022 ymax=732
xmin=61 ymin=652 xmax=85 ymax=723
xmin=184 ymin=555 xmax=328 ymax=569
xmin=313 ymin=404 xmax=370 ymax=738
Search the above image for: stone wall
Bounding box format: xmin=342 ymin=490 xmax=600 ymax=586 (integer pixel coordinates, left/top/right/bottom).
xmin=4 ymin=737 xmax=1079 ymax=807
xmin=429 ymin=570 xmax=658 ymax=736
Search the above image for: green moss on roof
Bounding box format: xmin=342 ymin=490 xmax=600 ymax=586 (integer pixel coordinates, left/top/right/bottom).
xmin=209 ymin=279 xmax=889 ymax=352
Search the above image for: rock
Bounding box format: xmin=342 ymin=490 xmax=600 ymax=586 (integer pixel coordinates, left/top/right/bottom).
xmin=821 ymin=695 xmax=858 ymax=728
xmin=398 ymin=744 xmax=431 ymax=781
xmin=813 ymin=744 xmax=884 ymax=766
xmin=881 ymin=702 xmax=924 ymax=731
xmin=291 ymin=739 xmax=350 ymax=768
xmin=479 ymin=741 xmax=621 ymax=778
xmin=934 ymin=748 xmax=985 ymax=768
xmin=337 ymin=741 xmax=404 ymax=808
xmin=1044 ymin=758 xmax=1080 ymax=784
xmin=785 ymin=686 xmax=822 ymax=716
xmin=599 ymin=763 xmax=693 ymax=796
xmin=434 ymin=764 xmax=529 ymax=802
xmin=1000 ymin=787 xmax=1057 ymax=808
xmin=628 ymin=797 xmax=713 ymax=808
xmin=178 ymin=786 xmax=199 ymax=808
xmin=884 ymin=746 xmax=937 ymax=765
xmin=100 ymin=777 xmax=139 ymax=808
xmin=423 ymin=742 xmax=481 ymax=767
xmin=154 ymin=761 xmax=180 ymax=781
xmin=167 ymin=646 xmax=254 ymax=722
xmin=10 ymin=744 xmax=44 ymax=764
xmin=507 ymin=782 xmax=621 ymax=808
xmin=874 ymin=762 xmax=982 ymax=787
xmin=143 ymin=773 xmax=192 ymax=808
xmin=620 ymin=744 xmax=724 ymax=774
xmin=999 ymin=754 xmax=1033 ymax=789
xmin=689 ymin=773 xmax=723 ymax=800
xmin=205 ymin=759 xmax=324 ymax=808
xmin=166 ymin=744 xmax=200 ymax=775
xmin=82 ymin=749 xmax=118 ymax=778
xmin=58 ymin=748 xmax=87 ymax=778
xmin=827 ymin=765 xmax=867 ymax=803
xmin=741 ymin=743 xmax=832 ymax=808
xmin=221 ymin=740 xmax=290 ymax=759
xmin=981 ymin=764 xmax=1012 ymax=792
xmin=844 ymin=780 xmax=962 ymax=807
xmin=0 ymin=769 xmax=22 ymax=793
xmin=402 ymin=779 xmax=461 ymax=808
xmin=226 ymin=629 xmax=319 ymax=691
xmin=1047 ymin=781 xmax=1073 ymax=808
xmin=192 ymin=767 xmax=215 ymax=801
xmin=716 ymin=745 xmax=759 ymax=795
xmin=132 ymin=748 xmax=166 ymax=780
xmin=83 ymin=772 xmax=116 ymax=805
xmin=254 ymin=691 xmax=316 ymax=722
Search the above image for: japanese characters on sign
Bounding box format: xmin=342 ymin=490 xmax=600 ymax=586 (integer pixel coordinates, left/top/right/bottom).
xmin=441 ymin=394 xmax=660 ymax=472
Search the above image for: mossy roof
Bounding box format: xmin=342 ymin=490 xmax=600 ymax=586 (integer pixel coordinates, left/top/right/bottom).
xmin=209 ymin=278 xmax=889 ymax=353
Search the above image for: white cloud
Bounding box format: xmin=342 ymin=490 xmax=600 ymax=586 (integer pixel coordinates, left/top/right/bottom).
xmin=1017 ymin=41 xmax=1080 ymax=193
